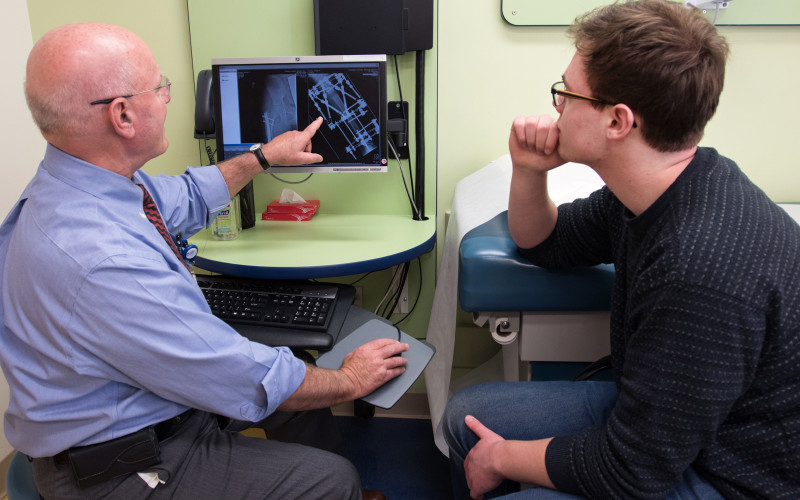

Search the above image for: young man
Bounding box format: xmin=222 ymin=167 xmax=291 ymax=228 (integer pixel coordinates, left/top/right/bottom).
xmin=0 ymin=22 xmax=406 ymax=499
xmin=444 ymin=1 xmax=800 ymax=498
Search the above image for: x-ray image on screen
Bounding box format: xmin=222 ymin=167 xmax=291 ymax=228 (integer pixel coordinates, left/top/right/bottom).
xmin=236 ymin=74 xmax=298 ymax=143
xmin=263 ymin=74 xmax=299 ymax=141
xmin=308 ymin=72 xmax=380 ymax=161
xmin=213 ymin=55 xmax=388 ymax=173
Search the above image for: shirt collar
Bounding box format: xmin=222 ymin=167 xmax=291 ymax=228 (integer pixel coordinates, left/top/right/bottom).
xmin=41 ymin=143 xmax=143 ymax=203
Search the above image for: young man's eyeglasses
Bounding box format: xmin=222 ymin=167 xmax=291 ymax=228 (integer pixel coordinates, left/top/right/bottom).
xmin=550 ymin=81 xmax=609 ymax=108
xmin=90 ymin=75 xmax=171 ymax=105
xmin=550 ymin=81 xmax=637 ymax=128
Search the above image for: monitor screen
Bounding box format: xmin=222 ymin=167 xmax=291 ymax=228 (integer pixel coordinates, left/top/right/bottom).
xmin=211 ymin=55 xmax=388 ymax=173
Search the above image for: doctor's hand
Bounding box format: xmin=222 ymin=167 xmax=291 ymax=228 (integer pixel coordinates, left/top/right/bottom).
xmin=339 ymin=338 xmax=409 ymax=399
xmin=264 ymin=116 xmax=325 ymax=166
xmin=509 ymin=114 xmax=566 ymax=173
xmin=464 ymin=415 xmax=507 ymax=500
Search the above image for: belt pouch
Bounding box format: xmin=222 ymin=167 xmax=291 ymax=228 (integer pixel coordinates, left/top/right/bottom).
xmin=68 ymin=426 xmax=161 ymax=489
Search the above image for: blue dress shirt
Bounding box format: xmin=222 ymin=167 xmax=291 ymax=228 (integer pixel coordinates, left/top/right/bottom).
xmin=0 ymin=145 xmax=306 ymax=457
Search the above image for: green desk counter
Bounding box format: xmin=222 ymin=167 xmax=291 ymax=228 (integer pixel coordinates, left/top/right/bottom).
xmin=190 ymin=214 xmax=436 ymax=279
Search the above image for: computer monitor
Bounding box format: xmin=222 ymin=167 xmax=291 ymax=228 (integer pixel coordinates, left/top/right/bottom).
xmin=211 ymin=55 xmax=389 ymax=173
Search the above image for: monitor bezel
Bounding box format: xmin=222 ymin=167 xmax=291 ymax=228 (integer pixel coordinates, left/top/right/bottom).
xmin=211 ymin=54 xmax=389 ymax=173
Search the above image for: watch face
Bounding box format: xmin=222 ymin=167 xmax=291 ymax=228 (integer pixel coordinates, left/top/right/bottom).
xmin=250 ymin=143 xmax=261 ymax=152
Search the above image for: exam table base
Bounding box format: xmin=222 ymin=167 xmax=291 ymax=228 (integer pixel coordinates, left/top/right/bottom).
xmin=476 ymin=311 xmax=611 ymax=382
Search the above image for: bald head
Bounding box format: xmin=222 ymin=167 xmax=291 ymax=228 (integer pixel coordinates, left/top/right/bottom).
xmin=25 ymin=23 xmax=157 ymax=139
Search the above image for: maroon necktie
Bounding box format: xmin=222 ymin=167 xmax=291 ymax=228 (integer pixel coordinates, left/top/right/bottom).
xmin=139 ymin=185 xmax=189 ymax=270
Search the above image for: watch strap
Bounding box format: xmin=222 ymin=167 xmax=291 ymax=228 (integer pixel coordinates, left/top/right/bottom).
xmin=251 ymin=144 xmax=270 ymax=170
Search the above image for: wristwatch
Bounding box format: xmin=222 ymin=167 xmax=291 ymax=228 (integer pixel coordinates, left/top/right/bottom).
xmin=249 ymin=143 xmax=270 ymax=170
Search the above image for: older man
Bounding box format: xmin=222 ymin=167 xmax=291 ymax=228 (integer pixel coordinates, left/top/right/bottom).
xmin=0 ymin=22 xmax=406 ymax=499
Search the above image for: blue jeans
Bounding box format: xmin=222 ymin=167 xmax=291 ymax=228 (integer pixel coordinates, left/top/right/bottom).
xmin=443 ymin=381 xmax=725 ymax=499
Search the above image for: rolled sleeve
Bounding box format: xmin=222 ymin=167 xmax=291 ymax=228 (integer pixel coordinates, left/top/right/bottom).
xmin=249 ymin=346 xmax=307 ymax=419
xmin=183 ymin=165 xmax=232 ymax=215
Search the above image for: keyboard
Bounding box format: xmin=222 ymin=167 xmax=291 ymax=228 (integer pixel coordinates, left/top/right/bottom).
xmin=196 ymin=275 xmax=355 ymax=350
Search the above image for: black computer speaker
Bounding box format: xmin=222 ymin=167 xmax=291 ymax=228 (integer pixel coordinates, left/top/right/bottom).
xmin=314 ymin=0 xmax=433 ymax=56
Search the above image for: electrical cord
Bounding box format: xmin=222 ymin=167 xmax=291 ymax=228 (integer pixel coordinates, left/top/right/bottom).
xmin=364 ymin=257 xmax=424 ymax=329
xmin=383 ymin=262 xmax=410 ymax=319
xmin=375 ymin=264 xmax=407 ymax=318
xmin=393 ymin=258 xmax=423 ymax=327
xmin=393 ymin=55 xmax=415 ymax=203
xmin=342 ymin=272 xmax=372 ymax=286
xmin=389 ymin=137 xmax=420 ymax=218
xmin=267 ymin=172 xmax=314 ymax=184
xmin=374 ymin=266 xmax=400 ymax=316
xmin=393 ymin=56 xmax=405 ymax=118
xmin=375 ymin=264 xmax=403 ymax=317
xmin=199 ymin=137 xmax=312 ymax=184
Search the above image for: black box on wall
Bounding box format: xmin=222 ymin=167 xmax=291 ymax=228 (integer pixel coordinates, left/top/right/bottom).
xmin=314 ymin=0 xmax=433 ymax=55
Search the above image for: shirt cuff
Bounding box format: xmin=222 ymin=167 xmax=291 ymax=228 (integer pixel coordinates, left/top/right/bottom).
xmin=184 ymin=165 xmax=231 ymax=216
xmin=544 ymin=435 xmax=583 ymax=495
xmin=259 ymin=347 xmax=307 ymax=415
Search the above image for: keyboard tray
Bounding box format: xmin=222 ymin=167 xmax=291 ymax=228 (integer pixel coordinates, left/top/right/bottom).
xmin=196 ymin=275 xmax=355 ymax=351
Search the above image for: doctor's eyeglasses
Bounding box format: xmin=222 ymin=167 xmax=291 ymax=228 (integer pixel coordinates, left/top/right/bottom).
xmin=90 ymin=75 xmax=171 ymax=105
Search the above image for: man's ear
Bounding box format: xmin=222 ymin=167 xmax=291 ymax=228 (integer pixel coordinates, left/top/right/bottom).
xmin=108 ymin=99 xmax=136 ymax=139
xmin=607 ymin=104 xmax=636 ymax=140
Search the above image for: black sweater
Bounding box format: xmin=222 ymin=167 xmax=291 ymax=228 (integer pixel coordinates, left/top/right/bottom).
xmin=521 ymin=148 xmax=800 ymax=499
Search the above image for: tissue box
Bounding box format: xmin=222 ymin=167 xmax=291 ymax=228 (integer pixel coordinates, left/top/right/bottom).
xmin=262 ymin=199 xmax=320 ymax=221
xmin=265 ymin=200 xmax=320 ymax=214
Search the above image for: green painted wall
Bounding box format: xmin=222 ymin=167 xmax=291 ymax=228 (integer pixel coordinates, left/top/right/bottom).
xmin=437 ymin=2 xmax=800 ymax=205
xmin=27 ymin=1 xmax=197 ymax=179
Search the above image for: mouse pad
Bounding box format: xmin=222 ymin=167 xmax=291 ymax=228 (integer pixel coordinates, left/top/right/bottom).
xmin=316 ymin=319 xmax=435 ymax=409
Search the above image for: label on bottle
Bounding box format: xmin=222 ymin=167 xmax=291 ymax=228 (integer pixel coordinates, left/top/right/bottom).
xmin=212 ymin=195 xmax=241 ymax=241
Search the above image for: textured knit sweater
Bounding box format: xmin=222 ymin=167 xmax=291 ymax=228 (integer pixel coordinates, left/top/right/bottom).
xmin=520 ymin=148 xmax=800 ymax=499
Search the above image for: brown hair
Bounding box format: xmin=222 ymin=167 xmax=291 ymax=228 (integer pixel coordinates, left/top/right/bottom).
xmin=567 ymin=0 xmax=729 ymax=152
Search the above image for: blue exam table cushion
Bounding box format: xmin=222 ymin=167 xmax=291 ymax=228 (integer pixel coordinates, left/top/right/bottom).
xmin=458 ymin=211 xmax=614 ymax=312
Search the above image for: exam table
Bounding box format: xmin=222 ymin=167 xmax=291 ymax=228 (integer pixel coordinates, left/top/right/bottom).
xmin=423 ymin=156 xmax=607 ymax=454
xmin=458 ymin=210 xmax=614 ymax=382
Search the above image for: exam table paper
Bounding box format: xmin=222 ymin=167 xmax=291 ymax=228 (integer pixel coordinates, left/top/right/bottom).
xmin=423 ymin=155 xmax=605 ymax=455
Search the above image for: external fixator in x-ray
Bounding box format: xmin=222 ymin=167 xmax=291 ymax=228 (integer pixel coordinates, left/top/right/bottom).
xmin=308 ymin=73 xmax=380 ymax=159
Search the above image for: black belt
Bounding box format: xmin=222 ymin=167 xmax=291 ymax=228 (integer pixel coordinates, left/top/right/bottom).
xmin=53 ymin=409 xmax=195 ymax=466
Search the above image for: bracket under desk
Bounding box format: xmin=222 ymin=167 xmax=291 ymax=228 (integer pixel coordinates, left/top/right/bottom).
xmin=190 ymin=213 xmax=436 ymax=279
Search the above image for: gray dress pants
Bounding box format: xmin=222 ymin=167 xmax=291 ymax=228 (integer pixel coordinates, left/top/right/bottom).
xmin=31 ymin=410 xmax=361 ymax=500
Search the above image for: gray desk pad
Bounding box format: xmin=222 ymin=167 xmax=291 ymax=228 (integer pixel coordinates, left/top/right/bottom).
xmin=317 ymin=317 xmax=435 ymax=409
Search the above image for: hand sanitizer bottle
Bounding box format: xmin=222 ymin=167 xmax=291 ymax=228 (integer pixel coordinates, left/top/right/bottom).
xmin=211 ymin=194 xmax=241 ymax=240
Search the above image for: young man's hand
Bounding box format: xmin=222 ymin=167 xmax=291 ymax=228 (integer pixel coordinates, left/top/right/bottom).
xmin=508 ymin=114 xmax=565 ymax=172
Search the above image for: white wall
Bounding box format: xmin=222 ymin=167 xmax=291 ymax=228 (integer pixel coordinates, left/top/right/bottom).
xmin=2 ymin=0 xmax=43 ymax=217
xmin=0 ymin=0 xmax=44 ymax=459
